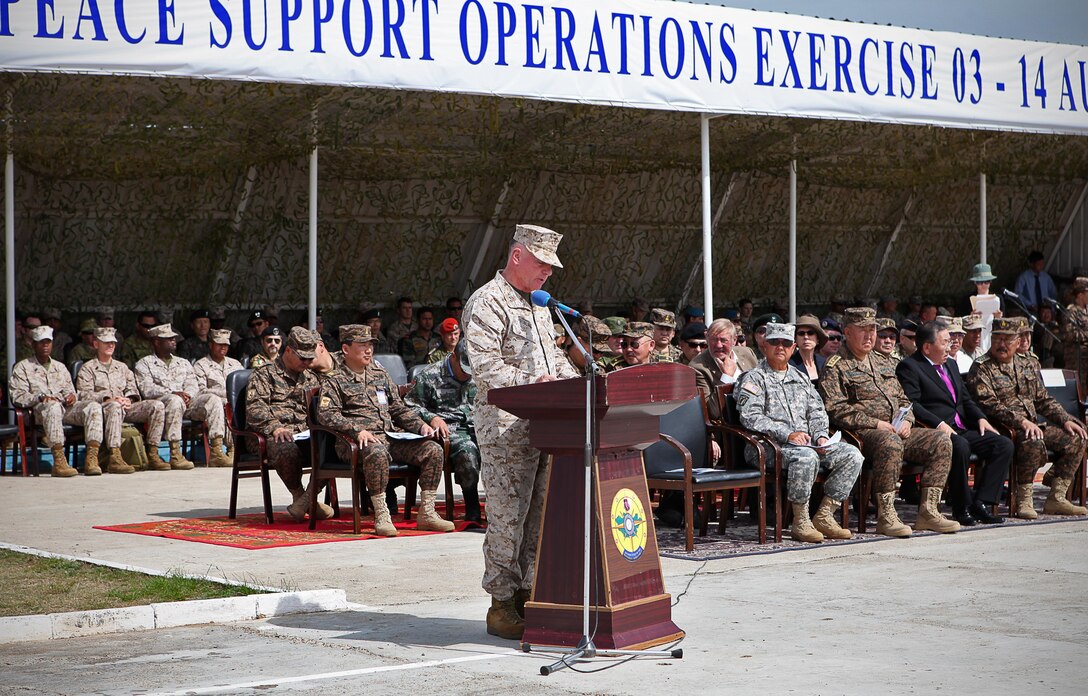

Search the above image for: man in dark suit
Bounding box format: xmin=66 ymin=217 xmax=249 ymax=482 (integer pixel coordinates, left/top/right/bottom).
xmin=896 ymin=321 xmax=1012 ymax=525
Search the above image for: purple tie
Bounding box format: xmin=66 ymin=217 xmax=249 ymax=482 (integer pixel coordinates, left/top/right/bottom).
xmin=935 ymin=363 xmax=964 ymax=430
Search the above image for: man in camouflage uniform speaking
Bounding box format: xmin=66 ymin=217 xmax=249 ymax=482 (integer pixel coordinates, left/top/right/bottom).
xmin=819 ymin=308 xmax=960 ymax=537
xmin=406 ymin=342 xmax=482 ymax=523
xmin=462 ymin=224 xmax=579 ymax=640
xmin=317 ymin=325 xmax=454 ymax=537
xmin=966 ymin=317 xmax=1088 ymax=519
xmin=736 ymin=323 xmax=863 ymax=543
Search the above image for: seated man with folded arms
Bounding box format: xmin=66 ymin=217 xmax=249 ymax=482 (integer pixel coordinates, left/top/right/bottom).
xmin=691 ymin=318 xmax=759 ymax=422
xmin=406 ymin=342 xmax=483 ymax=522
xmin=193 ymin=329 xmax=245 ymax=465
xmin=819 ymin=308 xmax=960 ymax=537
xmin=10 ymin=326 xmax=105 ymax=477
xmin=966 ymin=317 xmax=1088 ymax=518
xmin=77 ymin=327 xmax=167 ymax=474
xmin=317 ymin=325 xmax=454 ymax=536
xmin=135 ymin=324 xmax=228 ymax=469
xmin=736 ymin=323 xmax=863 ymax=542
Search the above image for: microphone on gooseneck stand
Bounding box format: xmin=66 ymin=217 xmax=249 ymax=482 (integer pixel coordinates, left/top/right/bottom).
xmin=530 ymin=290 xmax=582 ymax=319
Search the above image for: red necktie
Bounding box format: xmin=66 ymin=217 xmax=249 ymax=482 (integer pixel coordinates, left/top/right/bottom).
xmin=935 ymin=363 xmax=964 ymax=430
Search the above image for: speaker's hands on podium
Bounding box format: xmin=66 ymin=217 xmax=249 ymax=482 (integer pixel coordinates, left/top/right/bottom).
xmin=535 ymin=374 xmax=558 ymax=383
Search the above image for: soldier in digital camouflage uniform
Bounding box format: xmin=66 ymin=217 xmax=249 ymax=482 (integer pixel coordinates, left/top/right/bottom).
xmin=406 ymin=342 xmax=482 ymax=522
xmin=737 ymin=323 xmax=864 ymax=543
xmin=194 ymin=329 xmax=244 ymax=464
xmin=135 ymin=324 xmax=230 ymax=469
xmin=650 ymin=308 xmax=681 ymax=363
xmin=77 ymin=327 xmax=164 ymax=474
xmin=819 ymin=307 xmax=960 ymax=537
xmin=9 ymin=326 xmax=104 ymax=477
xmin=317 ymin=324 xmax=453 ymax=536
xmin=245 ymin=327 xmax=333 ymax=522
xmin=66 ymin=319 xmax=99 ymax=368
xmin=1063 ymin=277 xmax=1088 ymax=396
xmin=966 ymin=317 xmax=1088 ymax=518
xmin=618 ymin=321 xmax=661 ymax=367
xmin=463 ymin=224 xmax=579 ymax=640
xmin=560 ymin=314 xmax=615 ymax=374
xmin=119 ymin=311 xmax=158 ymax=369
xmin=873 ymin=317 xmax=902 ymax=361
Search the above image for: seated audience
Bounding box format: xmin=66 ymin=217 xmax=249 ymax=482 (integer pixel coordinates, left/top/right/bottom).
xmin=177 ymin=309 xmax=212 ymax=361
xmin=677 ymin=322 xmax=707 ymax=366
xmin=399 ymin=306 xmax=441 ymax=368
xmin=66 ymin=319 xmax=99 ymax=368
xmin=650 ymin=308 xmax=680 ymax=362
xmin=691 ymin=318 xmax=758 ymax=422
xmin=248 ymin=326 xmax=283 ymax=369
xmin=788 ymin=314 xmax=827 ymax=383
xmin=427 ymin=318 xmax=461 ymax=365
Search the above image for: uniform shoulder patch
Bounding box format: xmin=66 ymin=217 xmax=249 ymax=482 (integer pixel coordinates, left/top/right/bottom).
xmin=741 ymin=380 xmax=761 ymax=395
xmin=975 ymin=355 xmax=990 ymax=364
xmin=319 ymin=396 xmax=331 ymax=408
xmin=826 ymin=355 xmax=841 ymax=369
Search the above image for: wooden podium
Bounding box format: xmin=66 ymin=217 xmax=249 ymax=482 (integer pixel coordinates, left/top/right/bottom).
xmin=487 ymin=363 xmax=696 ymax=650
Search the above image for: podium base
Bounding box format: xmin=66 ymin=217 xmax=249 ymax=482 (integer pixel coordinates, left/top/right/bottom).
xmin=522 ymin=595 xmax=684 ymax=650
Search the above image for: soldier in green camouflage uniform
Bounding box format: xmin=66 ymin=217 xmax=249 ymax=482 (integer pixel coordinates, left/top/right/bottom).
xmin=560 ymin=315 xmax=616 ymax=374
xmin=1063 ymin=277 xmax=1088 ymax=396
xmin=819 ymin=308 xmax=959 ymax=537
xmin=406 ymin=344 xmax=482 ymax=522
xmin=650 ymin=308 xmax=681 ymax=363
xmin=246 ymin=327 xmax=332 ymax=522
xmin=317 ymin=324 xmax=453 ymax=536
xmin=463 ymin=224 xmax=579 ymax=640
xmin=66 ymin=319 xmax=99 ymax=368
xmin=736 ymin=323 xmax=863 ymax=543
xmin=119 ymin=311 xmax=158 ymax=369
xmin=966 ymin=317 xmax=1088 ymax=518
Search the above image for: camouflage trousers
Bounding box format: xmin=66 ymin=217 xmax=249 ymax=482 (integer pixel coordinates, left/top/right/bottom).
xmin=102 ymin=400 xmax=165 ymax=448
xmin=448 ymin=429 xmax=481 ymax=489
xmin=266 ymin=440 xmax=309 ymax=493
xmin=335 ymin=437 xmax=444 ymax=494
xmin=1013 ymin=426 xmax=1087 ymax=485
xmin=854 ymin=427 xmax=953 ymax=494
xmin=475 ymin=403 xmax=548 ymax=600
xmin=32 ymin=400 xmax=103 ymax=447
xmin=185 ymin=393 xmax=225 ymax=440
xmin=750 ymin=441 xmax=864 ymax=504
xmin=151 ymin=395 xmax=186 ymax=443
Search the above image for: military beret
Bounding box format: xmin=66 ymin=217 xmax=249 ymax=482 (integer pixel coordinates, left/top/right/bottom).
xmin=723 ymin=309 xmax=739 ymax=320
xmin=679 ymin=322 xmax=707 ymax=342
xmin=649 ymin=308 xmax=675 ymax=327
xmin=752 ymin=313 xmax=783 ymax=331
xmin=261 ymin=326 xmax=282 ymax=339
xmin=190 ymin=309 xmax=210 ymax=321
xmin=821 ymin=318 xmax=843 ymax=333
xmin=602 ymin=316 xmax=627 ymax=335
xmin=360 ymin=308 xmax=382 ymax=322
xmin=29 ymin=326 xmax=54 ymax=342
xmin=286 ymin=326 xmax=318 ymax=358
xmin=439 ymin=318 xmax=460 ymax=334
xmin=79 ymin=319 xmax=98 ymax=333
xmin=620 ymin=322 xmax=655 ymax=340
xmin=990 ymin=318 xmax=1020 ymax=335
xmin=340 ymin=324 xmax=378 ymax=344
xmin=843 ymin=307 xmax=877 ymax=327
xmin=248 ymin=310 xmax=266 ymax=323
xmin=682 ymin=306 xmax=704 ymax=319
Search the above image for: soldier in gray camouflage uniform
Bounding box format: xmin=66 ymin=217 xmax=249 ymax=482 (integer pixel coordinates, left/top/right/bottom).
xmin=135 ymin=324 xmax=230 ymax=469
xmin=317 ymin=324 xmax=453 ymax=536
xmin=245 ymin=327 xmax=333 ymax=522
xmin=736 ymin=323 xmax=863 ymax=543
xmin=819 ymin=308 xmax=960 ymax=537
xmin=463 ymin=224 xmax=579 ymax=640
xmin=9 ymin=326 xmax=103 ymax=477
xmin=406 ymin=342 xmax=482 ymax=522
xmin=650 ymin=308 xmax=681 ymax=363
xmin=966 ymin=317 xmax=1088 ymax=518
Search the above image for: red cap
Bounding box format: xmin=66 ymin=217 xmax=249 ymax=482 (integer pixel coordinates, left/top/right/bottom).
xmin=440 ymin=318 xmax=460 ymax=334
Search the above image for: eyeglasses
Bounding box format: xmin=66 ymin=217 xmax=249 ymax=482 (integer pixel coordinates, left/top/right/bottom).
xmin=766 ymin=338 xmax=794 ymax=348
xmin=826 ymin=334 xmax=843 ymax=341
xmin=685 ymin=341 xmax=708 ymax=349
xmin=249 ymin=321 xmax=266 ymax=329
xmin=619 ymin=339 xmax=646 ymax=348
xmin=139 ymin=323 xmax=156 ymax=329
xmin=795 ymin=330 xmax=817 ymax=338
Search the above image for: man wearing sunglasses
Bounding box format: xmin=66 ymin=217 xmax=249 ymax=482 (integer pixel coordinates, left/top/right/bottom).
xmin=873 ymin=318 xmax=901 ymax=361
xmin=119 ymin=310 xmax=159 ymax=369
xmin=736 ymin=323 xmax=863 ymax=543
xmin=619 ymin=322 xmax=658 ymax=367
xmin=678 ymin=323 xmax=708 ymax=365
xmin=820 ymin=307 xmax=960 ymax=537
xmin=232 ymin=310 xmax=271 ymax=363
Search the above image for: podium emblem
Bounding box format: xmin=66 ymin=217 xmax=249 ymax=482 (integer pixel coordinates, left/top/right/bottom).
xmin=610 ymin=488 xmax=648 ymax=561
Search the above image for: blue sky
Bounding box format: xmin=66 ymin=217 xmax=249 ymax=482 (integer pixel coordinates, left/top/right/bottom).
xmin=698 ymin=1 xmax=1088 ymax=46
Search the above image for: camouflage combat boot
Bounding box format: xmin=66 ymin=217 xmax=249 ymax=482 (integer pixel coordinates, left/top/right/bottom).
xmin=207 ymin=437 xmax=231 ymax=467
xmin=1014 ymin=483 xmax=1038 ymax=519
xmin=812 ymin=496 xmax=852 ymax=540
xmin=368 ymin=494 xmax=399 ymax=537
xmin=83 ymin=441 xmax=102 ymax=476
xmin=1043 ymin=477 xmax=1088 ymax=516
xmin=875 ymin=491 xmax=912 ymax=537
xmin=107 ymin=447 xmax=134 ymax=474
xmin=914 ymin=487 xmax=961 ymax=533
xmin=416 ymin=490 xmax=455 ymax=532
xmin=790 ymin=502 xmax=824 ymax=543
xmin=486 ymin=596 xmax=525 ymax=640
xmin=168 ymin=441 xmax=194 ymax=470
xmin=50 ymin=446 xmax=78 ymax=478
xmin=146 ymin=445 xmax=171 ymax=471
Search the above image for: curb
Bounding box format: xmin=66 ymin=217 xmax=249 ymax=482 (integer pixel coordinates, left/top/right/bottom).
xmin=0 ymin=544 xmax=350 ymax=644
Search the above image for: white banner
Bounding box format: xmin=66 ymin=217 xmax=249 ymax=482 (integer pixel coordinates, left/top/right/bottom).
xmin=1 ymin=0 xmax=1086 ymax=135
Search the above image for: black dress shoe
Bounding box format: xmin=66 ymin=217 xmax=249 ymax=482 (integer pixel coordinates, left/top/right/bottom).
xmin=952 ymin=508 xmax=978 ymax=526
xmin=970 ymin=501 xmax=1005 ymax=524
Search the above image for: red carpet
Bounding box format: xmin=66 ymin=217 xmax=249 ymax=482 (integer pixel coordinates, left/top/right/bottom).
xmin=95 ymin=508 xmax=484 ymax=550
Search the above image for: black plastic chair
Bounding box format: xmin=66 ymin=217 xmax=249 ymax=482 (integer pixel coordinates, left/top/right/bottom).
xmin=225 ymin=370 xmax=274 ymax=524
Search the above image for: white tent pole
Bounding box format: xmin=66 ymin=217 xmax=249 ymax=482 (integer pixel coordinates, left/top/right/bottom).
xmin=308 ymin=109 xmax=318 ymax=331
xmin=700 ymin=114 xmax=713 ymax=322
xmin=979 ymin=173 xmax=987 ymax=265
xmin=5 ymin=90 xmax=14 ymax=380
xmin=789 ymin=159 xmax=797 ymax=322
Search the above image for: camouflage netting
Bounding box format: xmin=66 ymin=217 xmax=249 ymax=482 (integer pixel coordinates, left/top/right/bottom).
xmin=2 ymin=72 xmax=1088 ymax=315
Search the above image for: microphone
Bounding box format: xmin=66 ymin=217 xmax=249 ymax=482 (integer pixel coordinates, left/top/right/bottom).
xmin=1045 ymin=297 xmax=1061 ymax=308
xmin=1002 ymin=288 xmax=1021 ymax=300
xmin=530 ymin=290 xmax=582 ymax=319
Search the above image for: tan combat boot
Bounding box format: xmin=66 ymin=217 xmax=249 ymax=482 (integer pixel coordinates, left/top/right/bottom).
xmin=1015 ymin=483 xmax=1038 ymax=519
xmin=486 ymin=596 xmax=525 ymax=640
xmin=50 ymin=446 xmax=78 ymax=478
xmin=107 ymin=448 xmax=134 ymax=474
xmin=286 ymin=482 xmax=335 ymax=522
xmin=416 ymin=490 xmax=456 ymax=532
xmin=208 ymin=437 xmax=231 ymax=467
xmin=168 ymin=441 xmax=194 ymax=470
xmin=789 ymin=502 xmax=824 ymax=543
xmin=1043 ymin=477 xmax=1088 ymax=516
xmin=914 ymin=487 xmax=961 ymax=533
xmin=146 ymin=445 xmax=171 ymax=471
xmin=875 ymin=491 xmax=912 ymax=537
xmin=812 ymin=496 xmax=853 ymax=540
xmin=83 ymin=441 xmax=102 ymax=476
xmin=368 ymin=494 xmax=399 ymax=537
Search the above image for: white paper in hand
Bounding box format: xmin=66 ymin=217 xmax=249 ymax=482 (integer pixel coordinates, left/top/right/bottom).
xmin=385 ymin=431 xmax=426 ymax=441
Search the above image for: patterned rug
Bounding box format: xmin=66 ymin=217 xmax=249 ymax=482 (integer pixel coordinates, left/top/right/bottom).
xmin=655 ymin=488 xmax=1088 ymax=561
xmin=95 ymin=506 xmax=485 ymax=550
